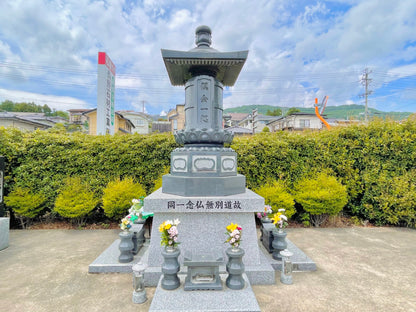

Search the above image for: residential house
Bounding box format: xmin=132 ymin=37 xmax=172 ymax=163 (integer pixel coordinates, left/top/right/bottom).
xmin=236 ymin=113 xmax=276 ymax=133
xmin=152 ymin=121 xmax=171 ymax=133
xmin=237 ymin=113 xmax=253 ymax=131
xmin=0 ymin=112 xmax=52 ymax=131
xmin=117 ymin=110 xmax=152 ymax=134
xmin=82 ymin=109 xmax=135 ymax=135
xmin=223 ymin=113 xmax=249 ymax=128
xmin=167 ymin=104 xmax=185 ymax=132
xmin=12 ymin=112 xmax=68 ymax=126
xmin=267 ymin=113 xmax=324 ymax=132
xmin=68 ymin=109 xmax=90 ymax=126
xmin=252 ymin=114 xmax=277 ymax=133
xmin=226 ymin=126 xmax=253 ymax=136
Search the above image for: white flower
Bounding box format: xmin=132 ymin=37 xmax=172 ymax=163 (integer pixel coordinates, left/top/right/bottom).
xmin=230 ymin=238 xmax=235 ymax=243
xmin=132 ymin=198 xmax=140 ymax=204
xmin=173 ymin=219 xmax=180 ymax=226
xmin=166 ymin=220 xmax=173 ymax=225
xmin=235 ymin=234 xmax=240 ymax=240
xmin=278 ymin=209 xmax=285 ymax=212
xmin=281 ymin=215 xmax=288 ymax=221
xmin=231 ymin=229 xmax=240 ymax=237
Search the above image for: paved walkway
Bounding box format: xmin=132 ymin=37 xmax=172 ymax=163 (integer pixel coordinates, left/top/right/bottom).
xmin=0 ymin=227 xmax=415 ymax=312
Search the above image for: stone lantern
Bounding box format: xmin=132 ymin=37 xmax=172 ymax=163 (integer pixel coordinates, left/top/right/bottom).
xmin=161 ymin=25 xmax=248 ymax=196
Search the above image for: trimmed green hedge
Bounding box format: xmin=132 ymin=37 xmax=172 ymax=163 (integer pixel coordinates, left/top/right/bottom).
xmin=1 ymin=117 xmax=416 ymax=228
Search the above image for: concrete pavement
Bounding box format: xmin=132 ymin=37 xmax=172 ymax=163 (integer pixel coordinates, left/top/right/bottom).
xmin=0 ymin=227 xmax=415 ymax=312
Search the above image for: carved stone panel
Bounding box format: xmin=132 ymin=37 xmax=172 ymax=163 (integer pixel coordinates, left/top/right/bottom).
xmin=221 ymin=156 xmax=236 ymax=172
xmin=172 ymin=155 xmax=188 ymax=173
xmin=192 ymin=155 xmax=217 ymax=173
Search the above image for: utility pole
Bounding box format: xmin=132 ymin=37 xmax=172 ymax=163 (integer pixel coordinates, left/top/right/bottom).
xmin=360 ymin=68 xmax=373 ymax=122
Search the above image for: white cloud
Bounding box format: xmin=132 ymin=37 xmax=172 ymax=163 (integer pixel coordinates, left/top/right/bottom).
xmin=0 ymin=88 xmax=90 ymax=111
xmin=0 ymin=0 xmax=415 ymax=114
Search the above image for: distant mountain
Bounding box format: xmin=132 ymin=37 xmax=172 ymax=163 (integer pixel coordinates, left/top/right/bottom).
xmin=224 ymin=104 xmax=412 ymax=120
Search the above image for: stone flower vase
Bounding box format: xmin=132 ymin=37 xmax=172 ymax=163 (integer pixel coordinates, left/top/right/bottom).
xmin=272 ymin=229 xmax=287 ymax=261
xmin=225 ymin=247 xmax=245 ymax=290
xmin=161 ymin=246 xmax=181 ymax=290
xmin=261 ymin=216 xmax=272 ymax=224
xmin=119 ymin=231 xmax=134 ymax=263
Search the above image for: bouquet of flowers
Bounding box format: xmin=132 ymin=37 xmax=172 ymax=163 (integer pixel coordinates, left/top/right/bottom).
xmin=225 ymin=222 xmax=242 ymax=248
xmin=159 ymin=219 xmax=180 ymax=248
xmin=272 ymin=209 xmax=288 ymax=230
xmin=120 ymin=217 xmax=132 ymax=231
xmin=129 ymin=197 xmax=144 ymax=217
xmin=256 ymin=205 xmax=273 ymax=219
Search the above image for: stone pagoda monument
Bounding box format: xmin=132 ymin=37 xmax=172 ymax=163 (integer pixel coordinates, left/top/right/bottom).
xmin=161 ymin=25 xmax=247 ymax=196
xmin=144 ymin=26 xmax=274 ymax=287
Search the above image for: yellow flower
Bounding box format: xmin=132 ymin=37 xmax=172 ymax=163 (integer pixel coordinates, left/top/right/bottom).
xmin=159 ymin=222 xmax=166 ymax=232
xmin=272 ymin=213 xmax=281 ymax=224
xmin=165 ymin=223 xmax=172 ymax=230
xmin=226 ymin=223 xmax=238 ymax=232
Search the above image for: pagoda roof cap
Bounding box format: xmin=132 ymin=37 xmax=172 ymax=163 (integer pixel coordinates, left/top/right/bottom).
xmin=161 ymin=25 xmax=248 ymax=86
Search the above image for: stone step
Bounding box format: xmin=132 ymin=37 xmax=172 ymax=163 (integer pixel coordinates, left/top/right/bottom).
xmin=149 ymin=274 xmax=260 ymax=312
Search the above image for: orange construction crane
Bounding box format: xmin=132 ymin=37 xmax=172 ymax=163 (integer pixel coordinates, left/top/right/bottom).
xmin=314 ymin=96 xmax=330 ymax=130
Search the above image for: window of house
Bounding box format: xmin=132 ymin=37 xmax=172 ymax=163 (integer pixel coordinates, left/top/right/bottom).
xmin=173 ymin=119 xmax=178 ymax=130
xmin=135 ymin=119 xmax=145 ymax=126
xmin=300 ymin=119 xmax=310 ymax=128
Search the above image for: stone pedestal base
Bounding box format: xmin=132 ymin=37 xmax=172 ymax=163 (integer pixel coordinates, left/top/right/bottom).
xmin=162 ymin=174 xmax=246 ymax=196
xmin=143 ymin=188 xmax=275 ymax=286
xmin=132 ymin=290 xmax=147 ymax=304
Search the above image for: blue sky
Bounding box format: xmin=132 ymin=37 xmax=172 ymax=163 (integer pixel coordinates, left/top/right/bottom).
xmin=0 ymin=0 xmax=415 ymax=115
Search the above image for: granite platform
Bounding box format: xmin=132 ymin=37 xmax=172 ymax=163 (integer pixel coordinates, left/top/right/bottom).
xmin=88 ymin=239 xmax=150 ymax=273
xmin=149 ymin=274 xmax=260 ymax=312
xmin=88 ymin=235 xmax=316 ymax=285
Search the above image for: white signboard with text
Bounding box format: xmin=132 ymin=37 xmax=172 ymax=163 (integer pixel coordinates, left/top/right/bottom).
xmin=97 ymin=52 xmax=116 ymax=135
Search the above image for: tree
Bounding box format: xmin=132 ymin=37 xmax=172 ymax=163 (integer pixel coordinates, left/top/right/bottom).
xmin=266 ymin=108 xmax=282 ymax=116
xmin=42 ymin=104 xmax=52 ymax=115
xmin=0 ymin=100 xmax=14 ymax=111
xmin=286 ymin=108 xmax=301 ymax=116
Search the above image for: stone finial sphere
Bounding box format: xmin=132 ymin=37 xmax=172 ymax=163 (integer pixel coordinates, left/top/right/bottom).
xmin=195 ymin=25 xmax=212 ymax=47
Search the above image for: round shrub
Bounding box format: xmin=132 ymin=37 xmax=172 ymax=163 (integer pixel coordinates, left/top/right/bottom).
xmin=54 ymin=177 xmax=99 ymax=225
xmin=294 ymin=173 xmax=348 ymax=227
xmin=102 ymin=177 xmax=146 ymax=220
xmin=254 ymin=180 xmax=296 ymax=218
xmin=4 ymin=187 xmax=46 ymax=228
